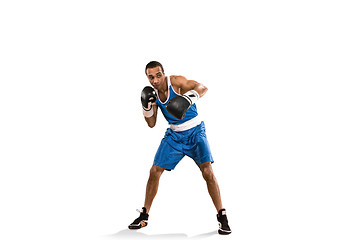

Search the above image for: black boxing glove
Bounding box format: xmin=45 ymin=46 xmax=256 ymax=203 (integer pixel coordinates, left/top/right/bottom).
xmin=166 ymin=90 xmax=199 ymax=119
xmin=141 ymin=86 xmax=157 ymax=118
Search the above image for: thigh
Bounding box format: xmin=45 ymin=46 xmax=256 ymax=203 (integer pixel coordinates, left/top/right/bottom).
xmin=184 ymin=122 xmax=214 ymax=166
xmin=154 ymin=138 xmax=185 ymax=171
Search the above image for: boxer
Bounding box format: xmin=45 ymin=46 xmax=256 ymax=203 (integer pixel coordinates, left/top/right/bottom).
xmin=129 ymin=61 xmax=231 ymax=235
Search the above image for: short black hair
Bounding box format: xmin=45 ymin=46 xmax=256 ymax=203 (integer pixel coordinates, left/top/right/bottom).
xmin=145 ymin=61 xmax=164 ymax=74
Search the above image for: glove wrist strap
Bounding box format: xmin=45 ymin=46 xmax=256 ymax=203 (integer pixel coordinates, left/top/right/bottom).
xmin=183 ymin=90 xmax=199 ymax=105
xmin=142 ymin=103 xmax=154 ymax=118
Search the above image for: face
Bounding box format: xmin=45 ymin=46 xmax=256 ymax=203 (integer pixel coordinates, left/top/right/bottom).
xmin=146 ymin=66 xmax=165 ymax=89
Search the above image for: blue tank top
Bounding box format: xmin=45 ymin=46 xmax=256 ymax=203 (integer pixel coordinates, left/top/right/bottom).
xmin=155 ymin=76 xmax=198 ymax=125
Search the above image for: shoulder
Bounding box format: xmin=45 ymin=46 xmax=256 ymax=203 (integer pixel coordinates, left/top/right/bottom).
xmin=169 ymin=75 xmax=187 ymax=94
xmin=169 ymin=75 xmax=188 ymax=87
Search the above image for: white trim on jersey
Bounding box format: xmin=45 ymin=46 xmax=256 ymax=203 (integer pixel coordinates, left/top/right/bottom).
xmin=154 ymin=76 xmax=172 ymax=104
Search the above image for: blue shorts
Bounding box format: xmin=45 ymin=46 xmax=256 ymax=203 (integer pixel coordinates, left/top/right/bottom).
xmin=154 ymin=121 xmax=214 ymax=171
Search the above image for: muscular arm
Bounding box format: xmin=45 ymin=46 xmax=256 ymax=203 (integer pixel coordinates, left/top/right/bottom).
xmin=144 ymin=103 xmax=158 ymax=128
xmin=170 ymin=75 xmax=208 ymax=97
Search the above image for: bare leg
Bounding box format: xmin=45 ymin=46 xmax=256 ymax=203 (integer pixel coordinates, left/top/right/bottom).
xmin=143 ymin=165 xmax=165 ymax=213
xmin=200 ymin=162 xmax=223 ymax=212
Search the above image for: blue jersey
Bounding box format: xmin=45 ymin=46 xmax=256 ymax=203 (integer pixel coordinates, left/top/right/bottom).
xmin=155 ymin=76 xmax=198 ymax=125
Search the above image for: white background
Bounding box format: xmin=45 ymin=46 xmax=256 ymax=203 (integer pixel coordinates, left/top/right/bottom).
xmin=1 ymin=0 xmax=359 ymax=240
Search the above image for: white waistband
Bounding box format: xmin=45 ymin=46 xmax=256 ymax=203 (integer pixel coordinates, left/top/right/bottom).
xmin=170 ymin=116 xmax=201 ymax=132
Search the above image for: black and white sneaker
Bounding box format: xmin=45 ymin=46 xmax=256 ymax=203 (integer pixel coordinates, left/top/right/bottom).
xmin=128 ymin=207 xmax=149 ymax=230
xmin=217 ymin=208 xmax=232 ymax=235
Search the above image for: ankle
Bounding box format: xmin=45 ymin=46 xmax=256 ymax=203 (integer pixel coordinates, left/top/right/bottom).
xmin=142 ymin=207 xmax=149 ymax=214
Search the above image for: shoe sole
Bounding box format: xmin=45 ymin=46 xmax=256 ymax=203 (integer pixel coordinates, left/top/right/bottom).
xmin=128 ymin=220 xmax=148 ymax=230
xmin=218 ymin=229 xmax=232 ymax=235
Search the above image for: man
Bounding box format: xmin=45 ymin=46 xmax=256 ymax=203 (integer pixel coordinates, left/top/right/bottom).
xmin=128 ymin=61 xmax=231 ymax=235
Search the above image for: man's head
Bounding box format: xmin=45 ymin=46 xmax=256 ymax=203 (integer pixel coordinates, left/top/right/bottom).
xmin=145 ymin=61 xmax=165 ymax=89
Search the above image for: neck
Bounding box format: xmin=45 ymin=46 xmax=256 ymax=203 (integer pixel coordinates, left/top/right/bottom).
xmin=157 ymin=77 xmax=168 ymax=93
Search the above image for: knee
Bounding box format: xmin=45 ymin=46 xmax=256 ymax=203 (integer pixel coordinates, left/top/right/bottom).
xmin=149 ymin=165 xmax=164 ymax=181
xmin=202 ymin=167 xmax=215 ymax=183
